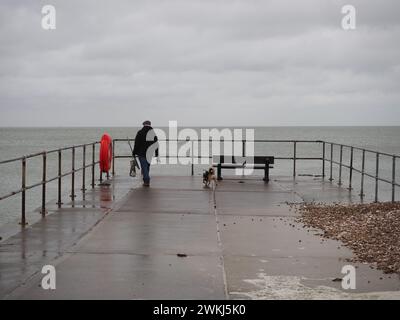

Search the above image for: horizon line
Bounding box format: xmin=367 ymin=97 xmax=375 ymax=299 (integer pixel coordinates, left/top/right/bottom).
xmin=1 ymin=125 xmax=400 ymax=128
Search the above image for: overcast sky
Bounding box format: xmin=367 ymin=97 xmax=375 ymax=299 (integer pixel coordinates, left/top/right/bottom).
xmin=0 ymin=0 xmax=399 ymax=126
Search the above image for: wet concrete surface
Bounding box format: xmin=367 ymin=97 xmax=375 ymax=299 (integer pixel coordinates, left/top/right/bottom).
xmin=0 ymin=208 xmax=110 ymax=298
xmin=219 ymin=215 xmax=353 ymax=258
xmin=73 ymin=212 xmax=220 ymax=256
xmin=216 ymin=191 xmax=302 ymax=216
xmin=2 ymin=175 xmax=400 ymax=299
xmin=274 ymin=176 xmax=365 ymax=204
xmin=9 ymin=253 xmax=225 ymax=300
xmin=118 ymin=188 xmax=212 ymax=214
xmin=0 ymin=177 xmax=134 ymax=298
xmin=224 ymin=256 xmax=400 ymax=298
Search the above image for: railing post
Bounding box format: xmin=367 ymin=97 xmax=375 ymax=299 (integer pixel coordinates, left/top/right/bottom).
xmin=375 ymin=153 xmax=379 ymax=202
xmin=20 ymin=157 xmax=27 ymax=226
xmin=70 ymin=147 xmax=76 ymax=200
xmin=392 ymin=156 xmax=396 ymax=203
xmin=293 ymin=141 xmax=297 ymax=177
xmin=348 ymin=147 xmax=354 ymax=190
xmin=329 ymin=143 xmax=333 ymax=181
xmin=91 ymin=143 xmax=95 ymax=188
xmin=112 ymin=140 xmax=115 ymax=176
xmin=82 ymin=145 xmax=86 ymax=192
xmin=360 ymin=149 xmax=365 ymax=198
xmin=338 ymin=145 xmax=343 ymax=186
xmin=57 ymin=150 xmax=62 ymax=207
xmin=322 ymin=142 xmax=325 ymax=178
xmin=191 ymin=140 xmax=194 ymax=176
xmin=41 ymin=152 xmax=47 ymax=217
xmin=242 ymin=140 xmax=246 ymax=157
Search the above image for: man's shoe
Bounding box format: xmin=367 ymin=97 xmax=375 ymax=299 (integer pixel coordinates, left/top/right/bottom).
xmin=143 ymin=182 xmax=150 ymax=187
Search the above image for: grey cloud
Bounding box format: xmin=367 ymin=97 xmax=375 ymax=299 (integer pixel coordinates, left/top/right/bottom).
xmin=0 ymin=0 xmax=399 ymax=126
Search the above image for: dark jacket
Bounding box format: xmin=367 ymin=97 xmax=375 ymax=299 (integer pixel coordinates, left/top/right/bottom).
xmin=133 ymin=126 xmax=159 ymax=158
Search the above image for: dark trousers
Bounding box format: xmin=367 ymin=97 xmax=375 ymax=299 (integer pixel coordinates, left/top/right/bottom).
xmin=138 ymin=156 xmax=151 ymax=183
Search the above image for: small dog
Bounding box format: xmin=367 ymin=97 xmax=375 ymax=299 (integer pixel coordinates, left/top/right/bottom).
xmin=203 ymin=168 xmax=217 ymax=188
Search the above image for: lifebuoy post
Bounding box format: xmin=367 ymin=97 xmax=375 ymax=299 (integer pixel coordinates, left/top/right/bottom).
xmin=99 ymin=133 xmax=113 ymax=182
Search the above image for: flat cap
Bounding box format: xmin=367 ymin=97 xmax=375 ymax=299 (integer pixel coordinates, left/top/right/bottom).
xmin=142 ymin=120 xmax=151 ymax=126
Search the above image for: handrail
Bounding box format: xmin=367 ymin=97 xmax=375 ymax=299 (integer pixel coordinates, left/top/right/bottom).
xmin=112 ymin=138 xmax=324 ymax=178
xmin=113 ymin=138 xmax=322 ymax=143
xmin=0 ymin=142 xmax=100 ymax=164
xmin=113 ymin=138 xmax=398 ymax=203
xmin=0 ymin=142 xmax=100 ymax=226
xmin=324 ymin=141 xmax=399 ymax=159
xmin=323 ymin=141 xmax=398 ymax=202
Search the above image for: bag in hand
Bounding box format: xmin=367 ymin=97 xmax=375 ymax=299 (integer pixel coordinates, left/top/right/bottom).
xmin=130 ymin=158 xmax=139 ymax=177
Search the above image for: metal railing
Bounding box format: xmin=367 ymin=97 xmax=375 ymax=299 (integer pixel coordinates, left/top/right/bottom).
xmin=0 ymin=142 xmax=100 ymax=226
xmin=322 ymin=141 xmax=399 ymax=203
xmin=0 ymin=138 xmax=399 ymax=227
xmin=113 ymin=138 xmax=399 ymax=203
xmin=112 ymin=138 xmax=324 ymax=178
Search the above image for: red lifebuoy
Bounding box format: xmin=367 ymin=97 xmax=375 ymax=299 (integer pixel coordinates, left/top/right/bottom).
xmin=99 ymin=133 xmax=112 ymax=173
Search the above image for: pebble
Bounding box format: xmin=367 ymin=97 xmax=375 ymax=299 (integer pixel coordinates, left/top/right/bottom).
xmin=295 ymin=202 xmax=400 ymax=275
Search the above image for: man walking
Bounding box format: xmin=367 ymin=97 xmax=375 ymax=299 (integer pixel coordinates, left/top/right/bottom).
xmin=133 ymin=120 xmax=159 ymax=187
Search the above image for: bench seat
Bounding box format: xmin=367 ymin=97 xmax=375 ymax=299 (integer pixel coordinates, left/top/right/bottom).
xmin=212 ymin=163 xmax=273 ymax=169
xmin=212 ymin=156 xmax=275 ymax=182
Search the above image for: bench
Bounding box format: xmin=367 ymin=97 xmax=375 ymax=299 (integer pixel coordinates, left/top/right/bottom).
xmin=212 ymin=156 xmax=275 ymax=182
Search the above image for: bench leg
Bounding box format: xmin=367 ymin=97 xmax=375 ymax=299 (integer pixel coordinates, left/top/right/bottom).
xmin=217 ymin=164 xmax=223 ymax=181
xmin=263 ymin=163 xmax=270 ymax=183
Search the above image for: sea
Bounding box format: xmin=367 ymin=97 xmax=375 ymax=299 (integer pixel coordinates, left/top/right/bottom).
xmin=1 ymin=126 xmax=400 ymax=228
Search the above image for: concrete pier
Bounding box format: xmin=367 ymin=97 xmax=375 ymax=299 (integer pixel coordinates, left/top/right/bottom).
xmin=1 ymin=175 xmax=400 ymax=299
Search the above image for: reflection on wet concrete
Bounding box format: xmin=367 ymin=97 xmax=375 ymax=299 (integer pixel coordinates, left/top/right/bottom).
xmin=0 ymin=177 xmax=134 ymax=298
xmin=99 ymin=184 xmax=114 ymax=207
